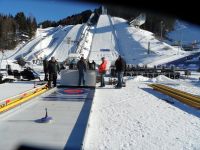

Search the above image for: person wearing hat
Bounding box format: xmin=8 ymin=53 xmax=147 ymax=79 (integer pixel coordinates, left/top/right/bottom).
xmin=77 ymin=57 xmax=87 ymax=86
xmin=48 ymin=57 xmax=60 ymax=88
xmin=98 ymin=57 xmax=107 ymax=87
xmin=43 ymin=57 xmax=49 ymax=81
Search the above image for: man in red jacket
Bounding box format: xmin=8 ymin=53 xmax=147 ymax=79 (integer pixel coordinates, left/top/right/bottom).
xmin=98 ymin=57 xmax=107 ymax=87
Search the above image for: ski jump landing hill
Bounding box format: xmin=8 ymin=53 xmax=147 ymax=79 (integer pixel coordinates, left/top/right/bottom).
xmin=88 ymin=15 xmax=119 ymax=66
xmin=1 ymin=13 xmax=200 ymax=150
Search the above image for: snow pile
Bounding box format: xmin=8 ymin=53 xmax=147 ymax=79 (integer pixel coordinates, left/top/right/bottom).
xmin=151 ymin=75 xmax=177 ymax=84
xmin=131 ymin=75 xmax=176 ymax=84
xmin=133 ymin=75 xmax=150 ymax=82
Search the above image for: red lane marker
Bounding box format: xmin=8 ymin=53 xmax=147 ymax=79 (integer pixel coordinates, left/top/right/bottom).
xmin=64 ymin=89 xmax=84 ymax=94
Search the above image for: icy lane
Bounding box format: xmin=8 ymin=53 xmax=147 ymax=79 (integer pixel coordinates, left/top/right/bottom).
xmin=0 ymin=87 xmax=95 ymax=150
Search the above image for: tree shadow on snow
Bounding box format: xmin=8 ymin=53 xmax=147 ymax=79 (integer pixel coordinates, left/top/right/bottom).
xmin=142 ymin=87 xmax=200 ymax=118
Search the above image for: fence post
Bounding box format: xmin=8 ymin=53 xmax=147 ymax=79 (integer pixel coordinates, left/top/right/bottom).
xmin=148 ymin=42 xmax=150 ymax=54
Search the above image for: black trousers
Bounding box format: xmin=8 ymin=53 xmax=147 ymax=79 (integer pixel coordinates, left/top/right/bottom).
xmin=48 ymin=73 xmax=57 ymax=87
xmin=44 ymin=72 xmax=48 ymax=81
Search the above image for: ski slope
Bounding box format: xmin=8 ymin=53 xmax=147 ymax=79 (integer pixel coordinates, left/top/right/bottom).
xmin=26 ymin=25 xmax=73 ymax=61
xmin=5 ymin=26 xmax=61 ymax=61
xmin=75 ymin=25 xmax=93 ymax=59
xmin=89 ymin=15 xmax=119 ymax=65
xmin=111 ymin=17 xmax=187 ymax=65
xmin=167 ymin=20 xmax=200 ymax=45
xmin=51 ymin=24 xmax=85 ymax=62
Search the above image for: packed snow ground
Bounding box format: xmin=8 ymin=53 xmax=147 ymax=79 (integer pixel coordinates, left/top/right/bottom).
xmin=84 ymin=75 xmax=200 ymax=150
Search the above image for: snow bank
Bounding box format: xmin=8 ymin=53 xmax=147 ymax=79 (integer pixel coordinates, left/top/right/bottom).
xmin=130 ymin=75 xmax=176 ymax=85
xmin=155 ymin=75 xmax=174 ymax=82
xmin=133 ymin=75 xmax=150 ymax=82
xmin=151 ymin=75 xmax=177 ymax=84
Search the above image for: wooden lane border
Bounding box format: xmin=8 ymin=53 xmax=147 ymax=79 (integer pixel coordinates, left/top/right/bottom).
xmin=149 ymin=84 xmax=200 ymax=109
xmin=151 ymin=84 xmax=200 ymax=103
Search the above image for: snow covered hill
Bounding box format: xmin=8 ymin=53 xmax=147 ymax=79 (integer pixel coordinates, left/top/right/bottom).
xmin=111 ymin=17 xmax=187 ymax=66
xmin=1 ymin=14 xmax=200 ymax=150
xmin=2 ymin=15 xmax=197 ymax=70
xmin=88 ymin=15 xmax=119 ymax=65
xmin=167 ymin=20 xmax=200 ymax=45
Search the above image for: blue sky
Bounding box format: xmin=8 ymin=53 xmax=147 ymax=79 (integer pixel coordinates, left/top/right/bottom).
xmin=0 ymin=0 xmax=100 ymax=23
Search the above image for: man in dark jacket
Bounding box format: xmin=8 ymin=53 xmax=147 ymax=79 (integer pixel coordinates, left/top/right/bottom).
xmin=91 ymin=60 xmax=96 ymax=70
xmin=48 ymin=57 xmax=60 ymax=88
xmin=77 ymin=57 xmax=86 ymax=86
xmin=43 ymin=58 xmax=49 ymax=81
xmin=115 ymin=55 xmax=126 ymax=88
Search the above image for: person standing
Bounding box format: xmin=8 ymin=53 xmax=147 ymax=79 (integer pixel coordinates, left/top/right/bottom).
xmin=48 ymin=57 xmax=60 ymax=88
xmin=91 ymin=60 xmax=96 ymax=70
xmin=115 ymin=55 xmax=126 ymax=88
xmin=77 ymin=57 xmax=87 ymax=86
xmin=69 ymin=58 xmax=76 ymax=69
xmin=43 ymin=58 xmax=49 ymax=81
xmin=98 ymin=57 xmax=107 ymax=87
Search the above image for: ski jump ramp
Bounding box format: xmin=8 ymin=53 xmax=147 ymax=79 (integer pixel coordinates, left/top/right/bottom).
xmin=89 ymin=15 xmax=119 ymax=65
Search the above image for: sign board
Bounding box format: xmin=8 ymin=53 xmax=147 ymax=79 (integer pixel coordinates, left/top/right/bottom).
xmin=100 ymin=49 xmax=110 ymax=51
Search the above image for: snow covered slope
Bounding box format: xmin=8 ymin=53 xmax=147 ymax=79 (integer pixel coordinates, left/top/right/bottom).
xmin=51 ymin=24 xmax=85 ymax=62
xmin=27 ymin=25 xmax=73 ymax=61
xmin=111 ymin=17 xmax=187 ymax=65
xmin=89 ymin=15 xmax=119 ymax=65
xmin=167 ymin=20 xmax=200 ymax=45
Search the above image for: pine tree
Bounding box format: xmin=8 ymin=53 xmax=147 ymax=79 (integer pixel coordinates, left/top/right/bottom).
xmin=26 ymin=16 xmax=37 ymax=38
xmin=15 ymin=12 xmax=28 ymax=34
xmin=0 ymin=12 xmax=37 ymax=50
xmin=0 ymin=15 xmax=17 ymax=49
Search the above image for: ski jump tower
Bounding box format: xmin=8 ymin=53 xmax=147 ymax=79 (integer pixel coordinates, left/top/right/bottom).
xmin=130 ymin=13 xmax=146 ymax=27
xmin=102 ymin=6 xmax=107 ymax=15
